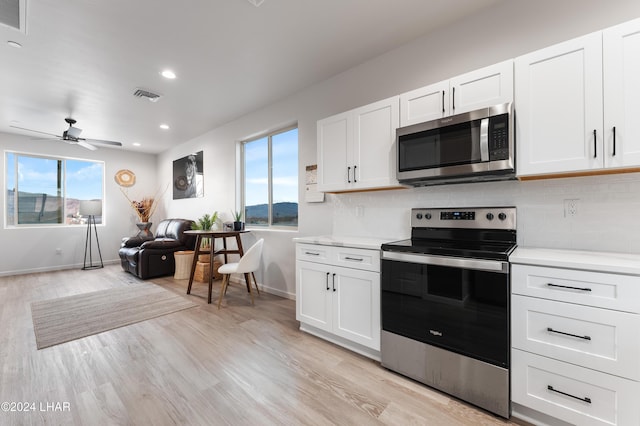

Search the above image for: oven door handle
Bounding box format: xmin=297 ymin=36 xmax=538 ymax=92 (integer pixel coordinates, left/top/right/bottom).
xmin=382 ymin=251 xmax=509 ymax=273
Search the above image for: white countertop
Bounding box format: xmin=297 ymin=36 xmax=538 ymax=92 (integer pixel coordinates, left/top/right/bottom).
xmin=511 ymin=247 xmax=640 ymax=275
xmin=293 ymin=235 xmax=400 ymax=250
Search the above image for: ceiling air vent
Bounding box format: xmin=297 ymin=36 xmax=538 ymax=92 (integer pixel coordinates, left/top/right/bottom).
xmin=0 ymin=0 xmax=27 ymax=33
xmin=133 ymin=88 xmax=162 ymax=102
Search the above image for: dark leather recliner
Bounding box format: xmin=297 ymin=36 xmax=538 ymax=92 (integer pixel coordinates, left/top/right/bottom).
xmin=119 ymin=218 xmax=195 ymax=279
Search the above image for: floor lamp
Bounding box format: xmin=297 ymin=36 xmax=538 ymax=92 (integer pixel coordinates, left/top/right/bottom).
xmin=80 ymin=200 xmax=104 ymax=270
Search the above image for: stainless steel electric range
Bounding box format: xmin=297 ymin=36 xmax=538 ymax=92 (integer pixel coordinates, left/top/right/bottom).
xmin=380 ymin=207 xmax=517 ymax=418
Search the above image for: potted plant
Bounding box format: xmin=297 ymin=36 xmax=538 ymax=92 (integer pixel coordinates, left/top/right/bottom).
xmin=231 ymin=210 xmax=244 ymax=231
xmin=191 ymin=211 xmax=220 ymax=280
xmin=192 ymin=212 xmax=219 ymax=252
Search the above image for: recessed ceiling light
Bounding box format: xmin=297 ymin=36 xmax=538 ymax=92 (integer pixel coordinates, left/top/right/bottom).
xmin=160 ymin=124 xmax=170 ymax=130
xmin=132 ymin=142 xmax=141 ymax=147
xmin=7 ymin=41 xmax=22 ymax=48
xmin=160 ymin=70 xmax=176 ymax=79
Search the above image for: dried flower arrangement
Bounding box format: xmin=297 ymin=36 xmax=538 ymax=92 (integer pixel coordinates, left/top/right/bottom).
xmin=120 ymin=187 xmax=165 ymax=223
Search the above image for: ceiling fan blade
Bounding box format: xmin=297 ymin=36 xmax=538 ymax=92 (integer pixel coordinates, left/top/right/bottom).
xmin=76 ymin=140 xmax=98 ymax=151
xmin=83 ymin=138 xmax=123 ymax=147
xmin=9 ymin=125 xmax=62 ymax=138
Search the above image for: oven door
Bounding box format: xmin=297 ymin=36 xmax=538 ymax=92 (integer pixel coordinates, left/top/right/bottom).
xmin=381 ymin=251 xmax=509 ymax=367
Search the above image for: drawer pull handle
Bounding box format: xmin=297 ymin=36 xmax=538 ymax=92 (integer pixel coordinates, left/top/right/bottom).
xmin=547 ymin=385 xmax=592 ymax=404
xmin=547 ymin=327 xmax=591 ymax=341
xmin=344 ymin=256 xmax=363 ymax=262
xmin=304 ymin=251 xmax=320 ymax=256
xmin=547 ymin=283 xmax=592 ymax=292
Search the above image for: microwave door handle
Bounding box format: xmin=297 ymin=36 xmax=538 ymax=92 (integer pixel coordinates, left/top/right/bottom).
xmin=480 ymin=118 xmax=490 ymax=162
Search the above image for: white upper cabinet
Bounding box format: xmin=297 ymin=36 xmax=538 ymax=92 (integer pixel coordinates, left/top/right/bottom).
xmin=400 ymin=60 xmax=513 ymax=127
xmin=450 ymin=60 xmax=514 ymax=115
xmin=317 ymin=96 xmax=400 ymax=193
xmin=399 ymin=80 xmax=450 ymax=126
xmin=516 ymin=32 xmax=603 ymax=176
xmin=317 ymin=111 xmax=350 ymax=191
xmin=517 ymin=18 xmax=640 ymax=177
xmin=603 ymin=18 xmax=640 ymax=168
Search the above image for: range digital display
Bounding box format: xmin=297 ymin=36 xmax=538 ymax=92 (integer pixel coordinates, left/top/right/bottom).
xmin=441 ymin=211 xmax=475 ymax=220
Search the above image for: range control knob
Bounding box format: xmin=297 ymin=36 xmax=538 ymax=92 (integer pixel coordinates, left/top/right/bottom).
xmin=416 ymin=213 xmax=423 ymax=220
xmin=425 ymin=213 xmax=432 ymax=220
xmin=498 ymin=212 xmax=507 ymax=221
xmin=486 ymin=213 xmax=494 ymax=221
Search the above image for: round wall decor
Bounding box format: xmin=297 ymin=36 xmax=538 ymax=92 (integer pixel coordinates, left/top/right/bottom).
xmin=114 ymin=169 xmax=136 ymax=187
xmin=174 ymin=175 xmax=188 ymax=190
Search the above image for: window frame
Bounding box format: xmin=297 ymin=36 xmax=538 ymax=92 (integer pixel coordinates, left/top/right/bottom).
xmin=240 ymin=125 xmax=298 ymax=230
xmin=4 ymin=150 xmax=106 ymax=228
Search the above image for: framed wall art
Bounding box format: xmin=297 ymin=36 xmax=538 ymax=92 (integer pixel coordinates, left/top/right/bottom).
xmin=173 ymin=151 xmax=204 ymax=199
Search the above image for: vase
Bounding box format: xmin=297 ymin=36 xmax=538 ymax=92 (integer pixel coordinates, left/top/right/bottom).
xmin=136 ymin=222 xmax=153 ymax=239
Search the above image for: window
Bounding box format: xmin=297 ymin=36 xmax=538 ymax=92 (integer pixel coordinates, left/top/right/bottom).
xmin=5 ymin=152 xmax=104 ymax=227
xmin=242 ymin=126 xmax=298 ymax=227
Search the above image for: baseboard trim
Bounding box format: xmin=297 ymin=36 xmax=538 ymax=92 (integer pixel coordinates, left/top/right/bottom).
xmin=0 ymin=259 xmax=120 ymax=277
xmin=228 ymin=276 xmax=295 ymax=300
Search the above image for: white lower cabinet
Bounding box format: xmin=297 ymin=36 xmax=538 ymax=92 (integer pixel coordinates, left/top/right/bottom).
xmin=296 ymin=243 xmax=380 ymax=358
xmin=512 ymin=295 xmax=640 ymax=382
xmin=512 ymin=349 xmax=639 ymax=426
xmin=511 ymin=254 xmax=640 ymax=426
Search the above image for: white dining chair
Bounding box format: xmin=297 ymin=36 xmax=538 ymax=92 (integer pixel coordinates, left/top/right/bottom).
xmin=216 ymin=238 xmax=264 ymax=309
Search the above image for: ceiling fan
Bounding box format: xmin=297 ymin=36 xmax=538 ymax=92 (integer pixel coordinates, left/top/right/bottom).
xmin=10 ymin=118 xmax=123 ymax=151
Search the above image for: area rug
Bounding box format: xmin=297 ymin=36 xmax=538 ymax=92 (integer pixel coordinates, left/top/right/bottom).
xmin=31 ymin=284 xmax=197 ymax=349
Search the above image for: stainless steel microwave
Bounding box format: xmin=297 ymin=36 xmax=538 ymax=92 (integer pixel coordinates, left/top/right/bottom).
xmin=396 ymin=103 xmax=515 ymax=186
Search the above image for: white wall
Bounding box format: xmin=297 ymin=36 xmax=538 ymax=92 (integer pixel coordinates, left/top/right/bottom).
xmin=160 ymin=0 xmax=640 ymax=298
xmin=0 ymin=132 xmax=158 ymax=275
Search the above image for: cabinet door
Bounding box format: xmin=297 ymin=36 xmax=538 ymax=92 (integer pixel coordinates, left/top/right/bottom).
xmin=516 ymin=32 xmax=604 ymax=176
xmin=352 ymin=96 xmax=400 ymax=190
xmin=399 ymin=80 xmax=449 ymax=127
xmin=332 ymin=265 xmax=380 ymax=350
xmin=296 ymin=261 xmax=332 ymax=331
xmin=450 ymin=60 xmax=513 ymax=115
xmin=604 ymin=18 xmax=640 ymax=169
xmin=317 ymin=111 xmax=351 ymax=192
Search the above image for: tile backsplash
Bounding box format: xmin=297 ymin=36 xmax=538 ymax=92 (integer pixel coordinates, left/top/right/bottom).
xmin=331 ymin=172 xmax=640 ymax=254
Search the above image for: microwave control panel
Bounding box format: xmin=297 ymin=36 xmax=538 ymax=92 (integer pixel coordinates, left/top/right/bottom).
xmin=488 ymin=113 xmax=510 ymax=161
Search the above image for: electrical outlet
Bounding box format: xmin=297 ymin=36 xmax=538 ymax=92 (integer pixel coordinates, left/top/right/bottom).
xmin=55 ymin=248 xmax=62 ymax=255
xmin=355 ymin=205 xmax=365 ymax=217
xmin=564 ymin=199 xmax=579 ymax=217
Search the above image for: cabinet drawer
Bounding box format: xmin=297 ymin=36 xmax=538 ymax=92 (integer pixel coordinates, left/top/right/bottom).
xmin=512 ymin=349 xmax=639 ymax=426
xmin=296 ymin=243 xmax=331 ymax=263
xmin=512 ymin=264 xmax=640 ymax=313
xmin=333 ymin=247 xmax=380 ymax=272
xmin=512 ymin=295 xmax=640 ymax=380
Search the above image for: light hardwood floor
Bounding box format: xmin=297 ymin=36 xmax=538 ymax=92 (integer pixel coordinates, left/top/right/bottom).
xmin=0 ymin=264 xmax=524 ymax=425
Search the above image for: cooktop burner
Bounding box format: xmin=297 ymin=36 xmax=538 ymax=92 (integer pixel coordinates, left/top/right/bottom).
xmin=382 ymin=207 xmax=517 ymax=261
